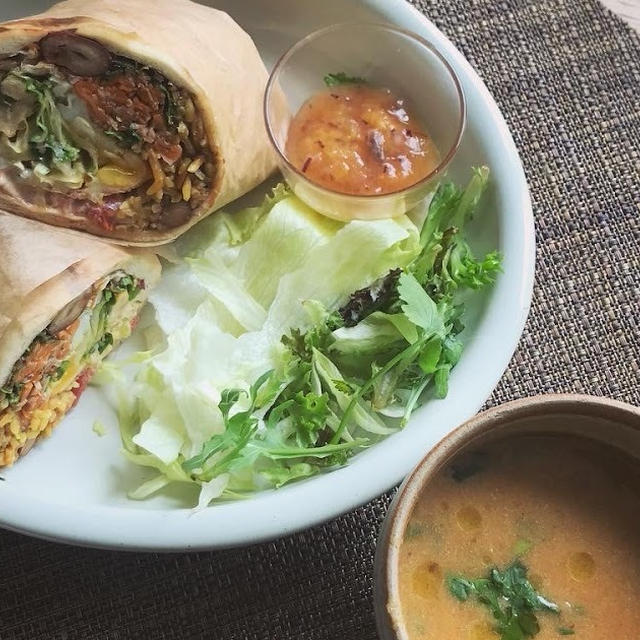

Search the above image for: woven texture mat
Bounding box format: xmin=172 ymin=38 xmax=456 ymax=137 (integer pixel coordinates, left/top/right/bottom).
xmin=2 ymin=1 xmax=639 ymax=638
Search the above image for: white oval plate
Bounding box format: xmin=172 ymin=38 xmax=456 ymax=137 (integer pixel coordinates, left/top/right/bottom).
xmin=0 ymin=0 xmax=534 ymax=550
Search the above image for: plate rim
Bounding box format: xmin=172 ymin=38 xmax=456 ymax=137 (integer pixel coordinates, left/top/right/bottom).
xmin=0 ymin=0 xmax=535 ymax=551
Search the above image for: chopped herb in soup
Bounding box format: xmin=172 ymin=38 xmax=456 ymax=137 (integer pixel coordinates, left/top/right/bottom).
xmin=447 ymin=561 xmax=562 ymax=639
xmin=397 ymin=436 xmax=640 ymax=639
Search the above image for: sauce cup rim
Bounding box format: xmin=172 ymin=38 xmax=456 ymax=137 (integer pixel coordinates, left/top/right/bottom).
xmin=263 ymin=21 xmax=467 ymax=200
xmin=373 ymin=392 xmax=640 ymax=640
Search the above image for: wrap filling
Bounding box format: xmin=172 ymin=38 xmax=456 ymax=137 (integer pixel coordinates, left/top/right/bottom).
xmin=0 ymin=271 xmax=148 ymax=465
xmin=0 ymin=32 xmax=214 ymax=234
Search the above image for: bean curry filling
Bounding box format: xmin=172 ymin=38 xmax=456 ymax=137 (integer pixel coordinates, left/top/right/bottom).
xmin=0 ymin=31 xmax=214 ymax=233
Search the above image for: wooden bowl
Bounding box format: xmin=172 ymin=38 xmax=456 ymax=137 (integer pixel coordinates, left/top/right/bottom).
xmin=373 ymin=393 xmax=640 ymax=640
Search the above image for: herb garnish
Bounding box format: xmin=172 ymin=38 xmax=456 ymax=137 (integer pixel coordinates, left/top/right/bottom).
xmin=513 ymin=538 xmax=534 ymax=557
xmin=404 ymin=521 xmax=426 ymax=540
xmin=447 ymin=561 xmax=566 ymax=640
xmin=323 ymin=72 xmax=368 ymax=87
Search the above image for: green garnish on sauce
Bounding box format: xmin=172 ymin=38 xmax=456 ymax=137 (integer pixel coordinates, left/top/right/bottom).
xmin=447 ymin=561 xmax=565 ymax=640
xmin=323 ymin=72 xmax=368 ymax=87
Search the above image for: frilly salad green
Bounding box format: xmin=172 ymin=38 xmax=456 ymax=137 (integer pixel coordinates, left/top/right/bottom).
xmin=107 ymin=167 xmax=501 ymax=507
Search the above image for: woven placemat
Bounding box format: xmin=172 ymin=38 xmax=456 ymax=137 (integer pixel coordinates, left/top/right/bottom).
xmin=1 ymin=0 xmax=638 ymax=638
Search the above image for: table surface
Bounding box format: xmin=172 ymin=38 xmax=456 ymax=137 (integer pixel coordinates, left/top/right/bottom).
xmin=1 ymin=0 xmax=639 ymax=639
xmin=602 ymin=0 xmax=640 ymax=31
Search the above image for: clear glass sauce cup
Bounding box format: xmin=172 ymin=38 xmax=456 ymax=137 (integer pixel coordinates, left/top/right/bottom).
xmin=264 ymin=23 xmax=466 ymax=220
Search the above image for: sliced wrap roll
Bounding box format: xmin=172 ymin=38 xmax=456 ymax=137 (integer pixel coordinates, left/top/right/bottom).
xmin=0 ymin=0 xmax=276 ymax=245
xmin=0 ymin=212 xmax=161 ymax=466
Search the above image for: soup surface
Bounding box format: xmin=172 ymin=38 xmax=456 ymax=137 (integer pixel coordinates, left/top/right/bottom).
xmin=285 ymin=85 xmax=440 ymax=196
xmin=397 ymin=436 xmax=640 ymax=639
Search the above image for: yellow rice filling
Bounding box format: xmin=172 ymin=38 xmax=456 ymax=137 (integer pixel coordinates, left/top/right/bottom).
xmin=0 ymin=389 xmax=76 ymax=466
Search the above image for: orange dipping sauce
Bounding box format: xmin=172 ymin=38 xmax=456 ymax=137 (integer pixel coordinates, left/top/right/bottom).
xmin=285 ymin=85 xmax=440 ymax=196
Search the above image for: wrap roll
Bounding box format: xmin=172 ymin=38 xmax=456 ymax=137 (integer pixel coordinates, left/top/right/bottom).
xmin=0 ymin=212 xmax=161 ymax=466
xmin=0 ymin=0 xmax=276 ymax=245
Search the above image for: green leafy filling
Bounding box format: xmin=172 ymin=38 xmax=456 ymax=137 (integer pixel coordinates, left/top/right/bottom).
xmin=13 ymin=72 xmax=80 ymax=165
xmin=0 ymin=382 xmax=22 ymax=407
xmin=159 ymin=83 xmax=178 ymax=129
xmin=85 ymin=275 xmax=140 ymax=358
xmin=0 ymin=329 xmax=57 ymax=408
xmin=104 ymin=127 xmax=142 ymax=148
xmin=111 ymin=274 xmax=142 ymax=301
xmin=91 ymin=332 xmax=114 ymax=355
xmin=52 ymin=360 xmax=70 ymax=382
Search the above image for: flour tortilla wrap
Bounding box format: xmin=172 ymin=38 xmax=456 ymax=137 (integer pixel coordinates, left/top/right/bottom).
xmin=0 ymin=211 xmax=161 ymax=388
xmin=0 ymin=0 xmax=276 ymax=245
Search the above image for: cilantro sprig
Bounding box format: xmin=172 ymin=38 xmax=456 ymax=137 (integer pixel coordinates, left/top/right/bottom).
xmin=448 ymin=561 xmax=572 ymax=640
